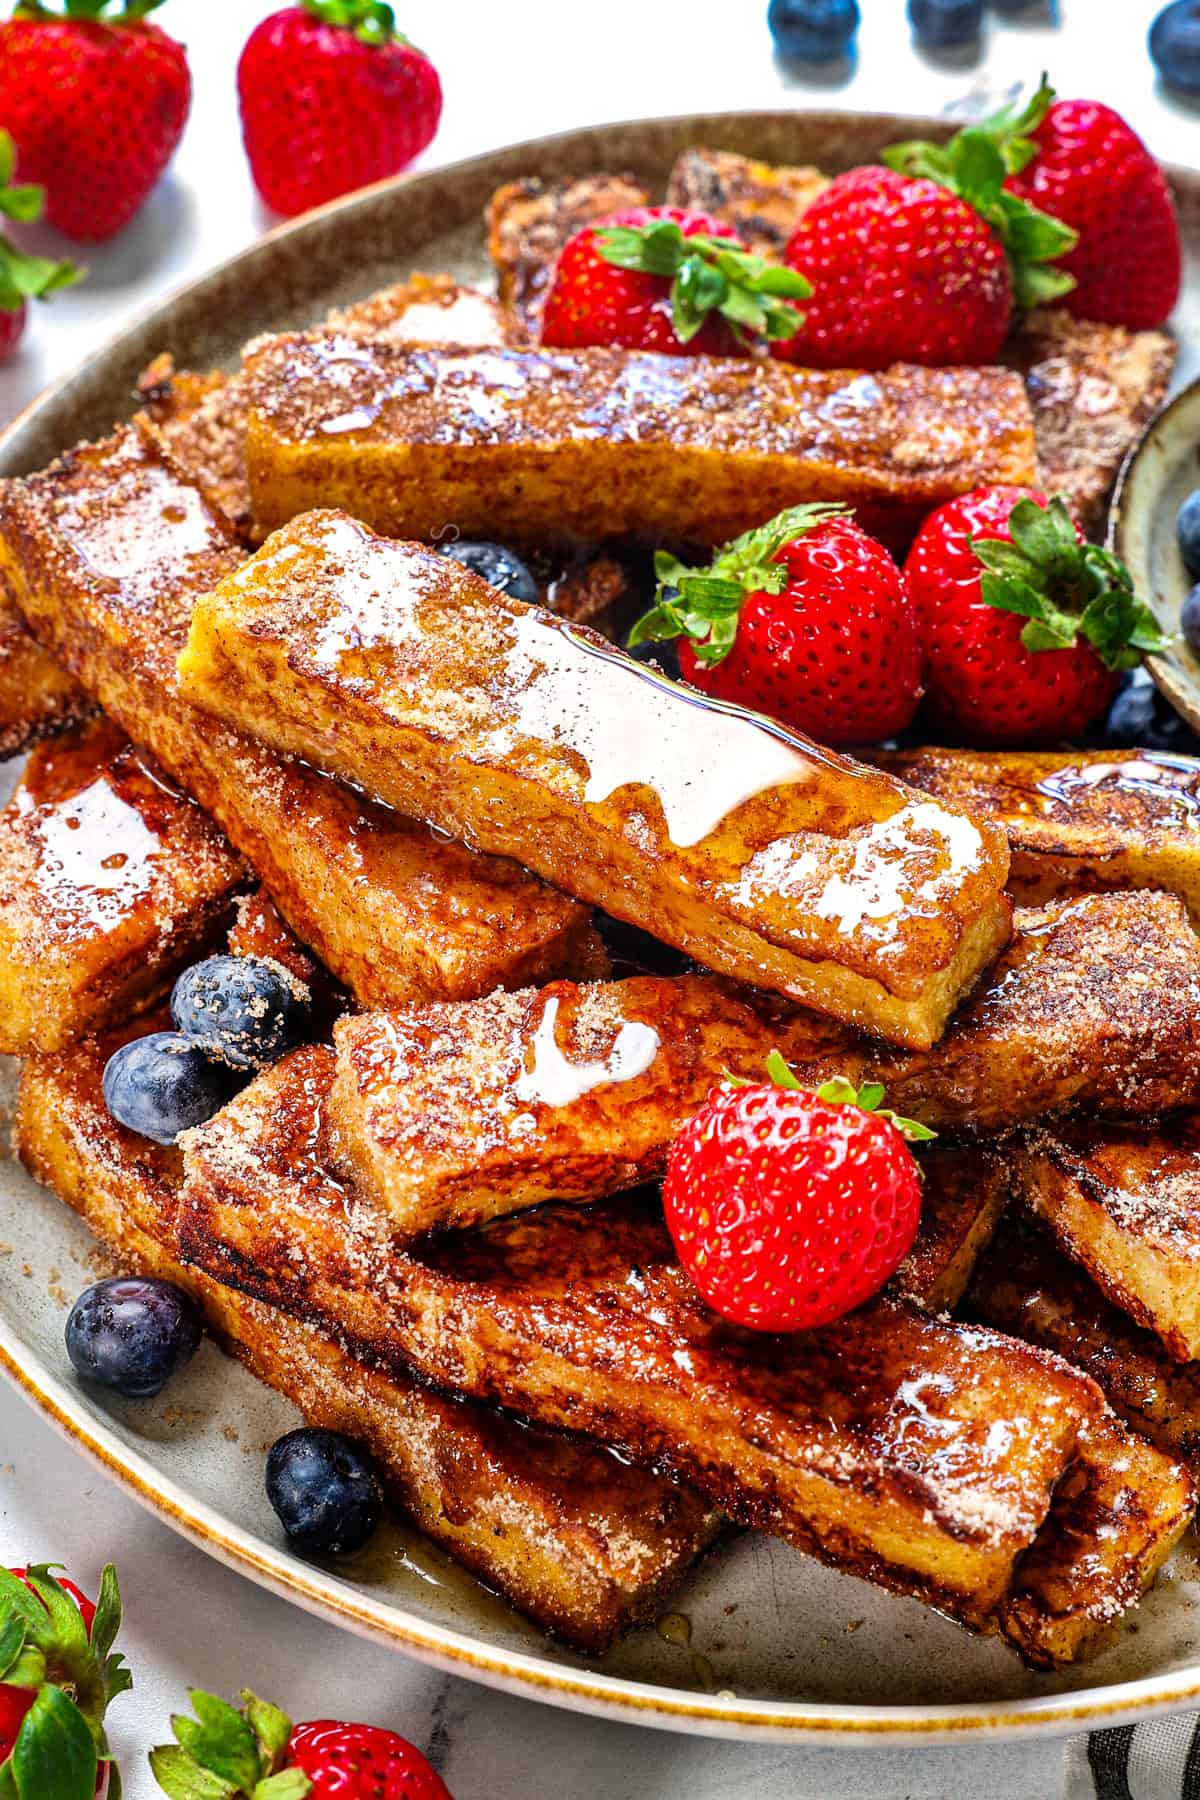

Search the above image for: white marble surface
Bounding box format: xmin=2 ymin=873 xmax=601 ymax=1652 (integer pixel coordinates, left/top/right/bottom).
xmin=0 ymin=1 xmax=1192 ymax=1793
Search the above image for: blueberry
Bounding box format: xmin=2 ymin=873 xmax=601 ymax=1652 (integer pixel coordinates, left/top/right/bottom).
xmin=66 ymin=1276 xmax=202 ymax=1399
xmin=1178 ymin=489 xmax=1200 ymax=579
xmin=1101 ymin=670 xmax=1200 ymax=754
xmin=1183 ymin=585 xmax=1200 ymax=655
xmin=171 ymin=955 xmax=309 ymax=1072
xmin=625 ymin=635 xmax=681 ymax=681
xmin=909 ymin=0 xmax=984 ymax=46
xmin=265 ymin=1427 xmax=383 ymax=1555
xmin=102 ymin=1031 xmax=244 ymax=1146
xmin=768 ymin=0 xmax=859 ymax=59
xmin=1150 ymin=1 xmax=1200 ymax=95
xmin=440 ymin=540 xmax=539 ymax=605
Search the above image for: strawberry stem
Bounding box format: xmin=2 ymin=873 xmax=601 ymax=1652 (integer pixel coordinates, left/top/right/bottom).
xmin=148 ymin=1690 xmax=312 ymax=1799
xmin=13 ymin=1 xmax=167 ymax=20
xmin=298 ymin=0 xmax=407 ymax=46
xmin=628 ymin=503 xmax=849 ymax=667
xmin=882 ymin=74 xmax=1078 ymax=309
xmin=729 ymin=1053 xmax=936 ymax=1141
xmin=0 ymin=130 xmax=81 ymax=317
xmin=971 ymin=494 xmax=1168 ymax=669
xmin=594 ymin=220 xmax=811 ymax=348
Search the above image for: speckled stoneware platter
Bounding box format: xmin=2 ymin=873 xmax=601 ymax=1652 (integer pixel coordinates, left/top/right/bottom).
xmin=2 ymin=110 xmax=1200 ymax=1746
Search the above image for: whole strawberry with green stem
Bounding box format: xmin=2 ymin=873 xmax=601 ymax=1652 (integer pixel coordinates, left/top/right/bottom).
xmin=0 ymin=128 xmax=80 ymax=362
xmin=629 ymin=504 xmax=922 ymax=747
xmin=238 ymin=3 xmax=443 ymax=220
xmin=540 ymin=205 xmax=811 ymax=355
xmin=150 ymin=1688 xmax=452 ymax=1800
xmin=774 ymin=76 xmax=1076 ymax=369
xmin=0 ymin=0 xmax=191 ymax=243
xmin=664 ymin=1054 xmax=933 ymax=1333
xmin=905 ymin=485 xmax=1168 ymax=745
xmin=0 ymin=1563 xmax=130 ymax=1799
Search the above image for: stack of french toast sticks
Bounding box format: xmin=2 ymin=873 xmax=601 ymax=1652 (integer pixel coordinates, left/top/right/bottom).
xmin=0 ymin=144 xmax=1197 ymax=1673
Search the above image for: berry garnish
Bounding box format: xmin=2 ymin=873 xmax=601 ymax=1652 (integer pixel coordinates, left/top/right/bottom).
xmin=767 ymin=0 xmax=860 ymax=61
xmin=908 ymin=0 xmax=984 ymax=49
xmin=664 ymin=1054 xmax=931 ymax=1333
xmin=1150 ymin=2 xmax=1200 ymax=97
xmin=0 ymin=0 xmax=191 ymax=243
xmin=170 ymin=954 xmax=309 ymax=1073
xmin=265 ymin=1428 xmax=383 ymax=1556
xmin=0 ymin=1564 xmax=129 ymax=1800
xmin=440 ymin=539 xmax=539 ymax=604
xmin=102 ymin=1031 xmax=246 ymax=1146
xmin=150 ymin=1689 xmax=453 ymax=1799
xmin=0 ymin=129 xmax=79 ymax=365
xmin=1183 ymin=586 xmax=1200 ymax=656
xmin=1100 ymin=671 xmax=1200 ymax=754
xmin=629 ymin=504 xmax=922 ymax=747
xmin=906 ymin=486 xmax=1169 ymax=745
xmin=66 ymin=1276 xmax=202 ymax=1400
xmin=1178 ymin=489 xmax=1200 ymax=580
xmin=238 ymin=3 xmax=442 ymax=219
xmin=540 ymin=204 xmax=810 ymax=356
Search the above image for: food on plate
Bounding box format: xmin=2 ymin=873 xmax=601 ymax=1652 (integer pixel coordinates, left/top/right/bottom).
xmin=265 ymin=1427 xmax=383 ymax=1556
xmin=101 ymin=1028 xmax=246 ymax=1145
xmin=665 ymin=147 xmax=830 ymax=255
xmin=487 ymin=173 xmax=652 ymax=339
xmin=905 ymin=487 xmax=1166 ymax=743
xmin=170 ymin=953 xmax=310 ymax=1072
xmin=152 ymin=1690 xmax=453 ymax=1800
xmin=65 ymin=1274 xmax=202 ymax=1398
xmin=0 ymin=0 xmax=190 ymax=241
xmin=239 ymin=335 xmax=1036 ymax=550
xmin=178 ymin=511 xmax=1013 ymax=1045
xmin=0 ymin=1563 xmax=128 ymax=1800
xmin=629 ymin=503 xmax=922 ymax=745
xmin=1178 ymin=488 xmax=1200 ymax=578
xmin=237 ymin=2 xmax=441 ymax=218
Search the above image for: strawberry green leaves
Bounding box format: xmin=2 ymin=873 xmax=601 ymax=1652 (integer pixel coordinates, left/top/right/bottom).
xmin=149 ymin=1691 xmax=311 ymax=1800
xmin=13 ymin=2 xmax=167 ymax=20
xmin=8 ymin=1686 xmax=97 ymax=1800
xmin=628 ymin=503 xmax=849 ymax=667
xmin=971 ymin=495 xmax=1168 ymax=670
xmin=883 ymin=75 xmax=1078 ymax=309
xmin=298 ymin=0 xmax=403 ymax=46
xmin=595 ymin=219 xmax=811 ymax=347
xmin=0 ymin=130 xmax=80 ymax=316
xmin=760 ymin=1052 xmax=937 ymax=1142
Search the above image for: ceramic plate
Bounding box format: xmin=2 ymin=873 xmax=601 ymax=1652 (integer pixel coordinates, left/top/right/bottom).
xmin=3 ymin=110 xmax=1200 ymax=1745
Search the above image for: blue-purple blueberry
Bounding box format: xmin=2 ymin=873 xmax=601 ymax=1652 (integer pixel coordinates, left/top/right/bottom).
xmin=65 ymin=1276 xmax=202 ymax=1399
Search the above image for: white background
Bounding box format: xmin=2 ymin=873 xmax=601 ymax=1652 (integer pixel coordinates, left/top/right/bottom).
xmin=0 ymin=3 xmax=1190 ymax=1794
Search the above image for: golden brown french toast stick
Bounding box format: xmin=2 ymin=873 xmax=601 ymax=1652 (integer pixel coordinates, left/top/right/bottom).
xmin=876 ymin=747 xmax=1200 ymax=923
xmin=0 ymin=429 xmax=601 ymax=1007
xmin=16 ymin=1021 xmax=719 ymax=1650
xmin=241 ymin=336 xmax=1036 ymax=549
xmin=664 ymin=148 xmax=829 ymax=258
xmin=177 ymin=1048 xmax=1101 ymax=1632
xmin=487 ymin=174 xmax=652 ymax=339
xmin=0 ymin=718 xmax=243 ymax=1054
xmin=891 ymin=1145 xmax=1010 ymax=1312
xmin=329 ymin=892 xmax=1200 ymax=1237
xmin=178 ymin=511 xmax=1012 ymax=1045
xmin=0 ymin=596 xmax=91 ymax=757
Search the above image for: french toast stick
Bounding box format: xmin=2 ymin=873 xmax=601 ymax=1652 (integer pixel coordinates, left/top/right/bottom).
xmin=968 ymin=1215 xmax=1200 ymax=1481
xmin=15 ymin=1018 xmax=721 ymax=1651
xmin=0 ymin=717 xmax=244 ymax=1054
xmin=327 ymin=892 xmax=1200 ymax=1237
xmin=178 ymin=510 xmax=1012 ymax=1046
xmin=875 ymin=747 xmax=1200 ymax=924
xmin=177 ymin=1047 xmax=1102 ymax=1633
xmin=891 ymin=1145 xmax=1010 ymax=1313
xmin=486 ymin=174 xmax=652 ymax=339
xmin=0 ymin=428 xmax=602 ymax=1007
xmin=241 ymin=337 xmax=1036 ymax=551
xmin=0 ymin=592 xmax=91 ymax=757
xmin=1011 ymin=1119 xmax=1200 ymax=1363
xmin=664 ymin=148 xmax=829 ymax=258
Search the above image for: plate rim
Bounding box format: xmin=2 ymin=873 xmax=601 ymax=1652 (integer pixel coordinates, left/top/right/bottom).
xmin=3 ymin=104 xmax=1200 ymax=1743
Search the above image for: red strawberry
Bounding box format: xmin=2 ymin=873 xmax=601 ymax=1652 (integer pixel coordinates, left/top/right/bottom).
xmin=776 ymin=81 xmax=1077 ymax=369
xmin=0 ymin=0 xmax=191 ymax=243
xmin=1004 ymin=96 xmax=1181 ymax=329
xmin=151 ymin=1689 xmax=453 ymax=1799
xmin=0 ymin=1564 xmax=129 ymax=1799
xmin=905 ymin=485 xmax=1167 ymax=745
xmin=629 ymin=504 xmax=922 ymax=747
xmin=664 ymin=1056 xmax=930 ymax=1332
xmin=540 ymin=204 xmax=810 ymax=355
xmin=238 ymin=3 xmax=443 ymax=220
xmin=0 ymin=128 xmax=80 ymax=363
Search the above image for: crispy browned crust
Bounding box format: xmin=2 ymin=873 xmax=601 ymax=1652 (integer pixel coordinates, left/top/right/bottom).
xmin=968 ymin=1215 xmax=1200 ymax=1480
xmin=179 ymin=510 xmax=1012 ymax=1047
xmin=15 ymin=1017 xmax=720 ymax=1652
xmin=892 ymin=1145 xmax=1011 ymax=1313
xmin=0 ymin=717 xmax=244 ymax=1055
xmin=664 ymin=147 xmax=829 ymax=258
xmin=241 ymin=337 xmax=1037 ymax=551
xmin=0 ymin=428 xmax=601 ymax=1008
xmin=486 ymin=174 xmax=651 ymax=339
xmin=876 ymin=747 xmax=1200 ymax=924
xmin=1010 ymin=1118 xmax=1200 ymax=1362
xmin=176 ymin=1045 xmax=1103 ymax=1632
xmin=1000 ymin=309 xmax=1177 ymax=537
xmin=0 ymin=581 xmax=92 ymax=757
